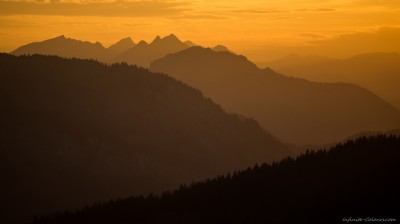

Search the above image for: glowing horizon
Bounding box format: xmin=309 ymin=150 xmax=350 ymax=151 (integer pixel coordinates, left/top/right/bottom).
xmin=1 ymin=0 xmax=400 ymax=61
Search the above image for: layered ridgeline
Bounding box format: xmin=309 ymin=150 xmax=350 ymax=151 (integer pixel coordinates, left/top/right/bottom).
xmin=10 ymin=35 xmax=230 ymax=68
xmin=31 ymin=135 xmax=400 ymax=224
xmin=0 ymin=54 xmax=287 ymax=224
xmin=151 ymin=47 xmax=400 ymax=145
xmin=110 ymin=34 xmax=189 ymax=67
xmin=267 ymin=52 xmax=400 ymax=109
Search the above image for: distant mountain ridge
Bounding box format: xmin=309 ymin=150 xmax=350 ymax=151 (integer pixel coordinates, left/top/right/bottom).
xmin=110 ymin=34 xmax=189 ymax=67
xmin=10 ymin=34 xmax=230 ymax=68
xmin=11 ymin=35 xmax=110 ymax=61
xmin=268 ymin=52 xmax=400 ymax=108
xmin=151 ymin=46 xmax=400 ymax=145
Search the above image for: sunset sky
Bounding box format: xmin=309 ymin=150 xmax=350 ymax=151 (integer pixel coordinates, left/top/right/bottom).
xmin=1 ymin=0 xmax=400 ymax=61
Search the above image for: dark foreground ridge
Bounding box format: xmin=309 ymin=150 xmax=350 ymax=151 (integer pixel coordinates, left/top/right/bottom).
xmin=0 ymin=54 xmax=286 ymax=224
xmin=33 ymin=135 xmax=400 ymax=224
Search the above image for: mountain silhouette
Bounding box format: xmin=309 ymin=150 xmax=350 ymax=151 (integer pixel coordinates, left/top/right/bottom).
xmin=151 ymin=46 xmax=400 ymax=145
xmin=212 ymin=45 xmax=231 ymax=52
xmin=0 ymin=53 xmax=288 ymax=224
xmin=10 ymin=35 xmax=234 ymax=68
xmin=110 ymin=34 xmax=190 ymax=67
xmin=31 ymin=135 xmax=400 ymax=224
xmin=184 ymin=40 xmax=197 ymax=47
xmin=268 ymin=52 xmax=400 ymax=109
xmin=11 ymin=35 xmax=110 ymax=61
xmin=107 ymin=37 xmax=135 ymax=55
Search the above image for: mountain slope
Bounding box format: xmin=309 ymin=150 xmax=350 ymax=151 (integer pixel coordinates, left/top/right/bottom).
xmin=111 ymin=34 xmax=189 ymax=67
xmin=0 ymin=54 xmax=287 ymax=224
xmin=268 ymin=52 xmax=400 ymax=108
xmin=11 ymin=35 xmax=110 ymax=61
xmin=32 ymin=135 xmax=400 ymax=224
xmin=151 ymin=47 xmax=400 ymax=145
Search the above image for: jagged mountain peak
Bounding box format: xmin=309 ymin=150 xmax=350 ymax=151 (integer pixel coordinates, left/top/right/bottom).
xmin=137 ymin=40 xmax=149 ymax=46
xmin=151 ymin=35 xmax=162 ymax=44
xmin=164 ymin=33 xmax=179 ymax=40
xmin=115 ymin=37 xmax=134 ymax=45
xmin=108 ymin=37 xmax=135 ymax=54
xmin=54 ymin=35 xmax=66 ymax=40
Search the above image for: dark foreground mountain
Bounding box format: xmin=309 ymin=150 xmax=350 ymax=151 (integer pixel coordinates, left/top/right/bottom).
xmin=32 ymin=135 xmax=400 ymax=224
xmin=151 ymin=47 xmax=400 ymax=145
xmin=0 ymin=54 xmax=287 ymax=224
xmin=268 ymin=52 xmax=400 ymax=108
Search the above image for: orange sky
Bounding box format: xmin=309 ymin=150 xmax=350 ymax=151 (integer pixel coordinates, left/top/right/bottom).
xmin=1 ymin=0 xmax=400 ymax=61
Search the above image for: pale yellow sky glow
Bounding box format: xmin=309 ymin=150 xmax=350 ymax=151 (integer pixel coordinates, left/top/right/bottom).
xmin=1 ymin=0 xmax=400 ymax=61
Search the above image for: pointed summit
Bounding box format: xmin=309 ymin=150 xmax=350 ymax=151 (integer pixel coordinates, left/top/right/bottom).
xmin=48 ymin=35 xmax=67 ymax=43
xmin=152 ymin=34 xmax=185 ymax=48
xmin=94 ymin=41 xmax=104 ymax=47
xmin=55 ymin=35 xmax=66 ymax=39
xmin=137 ymin=40 xmax=149 ymax=47
xmin=116 ymin=37 xmax=134 ymax=46
xmin=163 ymin=34 xmax=181 ymax=43
xmin=151 ymin=35 xmax=162 ymax=44
xmin=111 ymin=34 xmax=189 ymax=67
xmin=108 ymin=37 xmax=135 ymax=54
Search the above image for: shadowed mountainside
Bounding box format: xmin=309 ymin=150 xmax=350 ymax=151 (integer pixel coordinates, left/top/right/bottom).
xmin=31 ymin=135 xmax=400 ymax=224
xmin=0 ymin=54 xmax=287 ymax=224
xmin=268 ymin=52 xmax=400 ymax=109
xmin=151 ymin=47 xmax=400 ymax=145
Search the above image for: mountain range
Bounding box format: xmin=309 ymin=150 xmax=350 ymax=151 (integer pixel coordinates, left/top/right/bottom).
xmin=4 ymin=34 xmax=400 ymax=223
xmin=9 ymin=35 xmax=400 ymax=145
xmin=267 ymin=52 xmax=400 ymax=109
xmin=151 ymin=47 xmax=400 ymax=145
xmin=0 ymin=54 xmax=287 ymax=224
xmin=10 ymin=35 xmax=231 ymax=68
xmin=110 ymin=34 xmax=189 ymax=67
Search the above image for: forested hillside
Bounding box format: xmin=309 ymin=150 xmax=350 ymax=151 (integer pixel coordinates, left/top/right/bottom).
xmin=0 ymin=54 xmax=287 ymax=224
xmin=32 ymin=135 xmax=400 ymax=224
